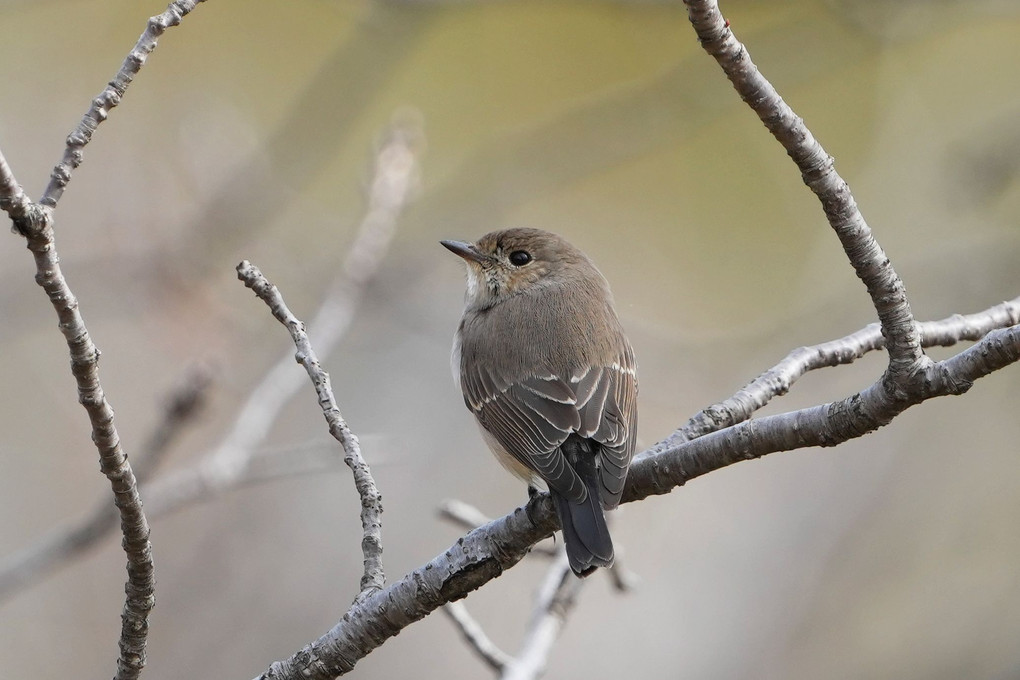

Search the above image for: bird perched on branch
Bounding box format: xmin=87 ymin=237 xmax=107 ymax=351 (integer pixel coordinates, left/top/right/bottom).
xmin=442 ymin=228 xmax=637 ymax=576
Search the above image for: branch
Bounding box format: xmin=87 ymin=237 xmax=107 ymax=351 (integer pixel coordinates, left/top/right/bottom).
xmin=164 ymin=117 xmax=417 ymax=498
xmin=682 ymin=0 xmax=924 ymax=380
xmin=501 ymin=552 xmax=584 ymax=680
xmin=442 ymin=602 xmax=512 ymax=672
xmin=441 ymin=507 xmax=633 ymax=675
xmin=238 ymin=262 xmax=385 ymax=597
xmin=656 ymin=297 xmax=1020 ymax=450
xmin=626 ymin=323 xmax=1020 ymax=502
xmin=443 ymin=550 xmax=585 ymax=680
xmin=40 ymin=0 xmax=208 ymax=208
xmin=7 ymin=171 xmax=153 ymax=680
xmin=0 ymin=438 xmax=344 ymax=603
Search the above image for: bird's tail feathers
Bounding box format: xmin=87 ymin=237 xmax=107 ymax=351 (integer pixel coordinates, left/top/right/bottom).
xmin=553 ymin=486 xmax=614 ymax=577
xmin=553 ymin=435 xmax=614 ymax=576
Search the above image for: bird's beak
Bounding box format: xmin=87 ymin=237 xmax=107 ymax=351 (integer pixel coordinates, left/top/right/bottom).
xmin=440 ymin=240 xmax=490 ymax=265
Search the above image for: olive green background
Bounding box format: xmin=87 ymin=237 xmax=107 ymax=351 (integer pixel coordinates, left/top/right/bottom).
xmin=1 ymin=1 xmax=1018 ymax=678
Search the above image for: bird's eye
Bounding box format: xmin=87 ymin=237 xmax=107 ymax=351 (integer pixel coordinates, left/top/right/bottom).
xmin=508 ymin=250 xmax=532 ymax=267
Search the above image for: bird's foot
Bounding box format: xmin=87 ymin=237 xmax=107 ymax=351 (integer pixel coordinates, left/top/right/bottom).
xmin=525 ymin=485 xmax=544 ymax=526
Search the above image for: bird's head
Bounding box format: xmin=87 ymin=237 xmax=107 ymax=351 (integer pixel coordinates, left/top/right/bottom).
xmin=441 ymin=228 xmax=602 ymax=312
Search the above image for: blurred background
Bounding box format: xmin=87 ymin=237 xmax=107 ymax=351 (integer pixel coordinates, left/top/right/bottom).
xmin=1 ymin=0 xmax=1019 ymax=678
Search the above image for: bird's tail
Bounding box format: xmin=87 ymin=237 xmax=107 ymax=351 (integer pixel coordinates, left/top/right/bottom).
xmin=553 ymin=436 xmax=614 ymax=577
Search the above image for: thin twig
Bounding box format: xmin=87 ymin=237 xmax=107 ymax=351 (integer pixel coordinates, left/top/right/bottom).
xmin=443 ymin=602 xmax=512 ymax=672
xmin=442 ymin=509 xmax=634 ymax=674
xmin=238 ymin=261 xmax=385 ymax=597
xmin=40 ymin=0 xmax=209 ymax=208
xmin=0 ymin=369 xmax=211 ymax=603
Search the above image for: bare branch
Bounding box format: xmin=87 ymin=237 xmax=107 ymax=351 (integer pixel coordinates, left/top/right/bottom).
xmin=0 ymin=369 xmax=211 ymax=602
xmin=443 ymin=552 xmax=588 ymax=680
xmin=682 ymin=0 xmax=923 ymax=379
xmin=443 ymin=602 xmax=512 ymax=672
xmin=501 ymin=552 xmax=584 ymax=680
xmin=40 ymin=0 xmax=209 ymax=208
xmin=658 ymin=296 xmax=1020 ymax=449
xmin=626 ymin=322 xmax=1020 ymax=501
xmin=11 ymin=183 xmax=153 ymax=680
xmin=237 ymin=261 xmax=385 ymax=597
xmin=0 ymin=450 xmax=336 ymax=611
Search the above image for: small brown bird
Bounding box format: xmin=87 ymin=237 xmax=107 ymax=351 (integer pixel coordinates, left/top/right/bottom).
xmin=442 ymin=228 xmax=637 ymax=576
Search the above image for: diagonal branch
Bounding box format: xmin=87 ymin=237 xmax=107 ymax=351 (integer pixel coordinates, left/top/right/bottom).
xmin=682 ymin=0 xmax=923 ymax=380
xmin=40 ymin=0 xmax=208 ymax=208
xmin=237 ymin=262 xmax=385 ymax=597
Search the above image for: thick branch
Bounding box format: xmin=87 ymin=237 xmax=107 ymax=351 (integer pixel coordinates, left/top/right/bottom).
xmin=682 ymin=0 xmax=923 ymax=379
xmin=40 ymin=0 xmax=208 ymax=208
xmin=238 ymin=262 xmax=385 ymax=597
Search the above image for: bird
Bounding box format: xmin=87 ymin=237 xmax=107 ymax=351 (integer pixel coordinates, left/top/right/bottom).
xmin=441 ymin=227 xmax=637 ymax=576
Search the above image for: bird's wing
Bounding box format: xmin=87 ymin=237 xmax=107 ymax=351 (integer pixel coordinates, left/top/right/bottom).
xmin=573 ymin=346 xmax=638 ymax=509
xmin=463 ymin=346 xmax=637 ymax=507
xmin=463 ymin=367 xmax=588 ymax=502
